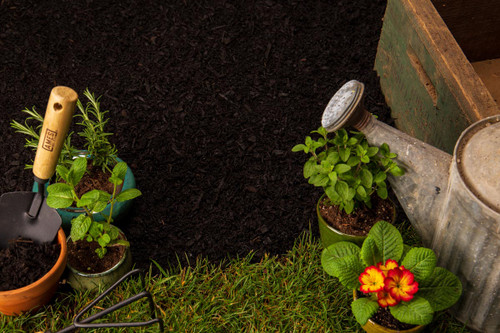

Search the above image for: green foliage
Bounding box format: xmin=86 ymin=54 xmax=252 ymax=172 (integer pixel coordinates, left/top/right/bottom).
xmin=292 ymin=127 xmax=404 ymax=214
xmin=10 ymin=89 xmax=118 ymax=175
xmin=47 ymin=157 xmax=141 ymax=258
xmin=321 ymin=221 xmax=462 ymax=326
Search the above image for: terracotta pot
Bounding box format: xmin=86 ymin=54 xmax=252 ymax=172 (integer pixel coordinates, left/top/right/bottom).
xmin=317 ymin=194 xmax=396 ymax=248
xmin=33 ymin=153 xmax=137 ymax=232
xmin=353 ymin=290 xmax=426 ymax=333
xmin=0 ymin=228 xmax=67 ymax=316
xmin=66 ymin=228 xmax=132 ymax=291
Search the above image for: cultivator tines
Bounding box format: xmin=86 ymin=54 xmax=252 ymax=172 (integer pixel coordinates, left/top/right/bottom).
xmin=47 ymin=269 xmax=164 ymax=333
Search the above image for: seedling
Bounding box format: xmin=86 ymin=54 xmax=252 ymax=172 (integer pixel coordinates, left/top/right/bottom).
xmin=46 ymin=157 xmax=141 ymax=258
xmin=293 ymin=127 xmax=404 ymax=214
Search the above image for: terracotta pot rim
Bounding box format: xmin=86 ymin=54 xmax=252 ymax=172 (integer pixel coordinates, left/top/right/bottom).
xmin=0 ymin=228 xmax=67 ymax=295
xmin=317 ymin=193 xmax=396 ymax=238
xmin=66 ymin=227 xmax=129 ymax=277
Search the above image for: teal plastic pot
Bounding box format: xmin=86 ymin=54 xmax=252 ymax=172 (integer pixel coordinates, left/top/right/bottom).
xmin=33 ymin=153 xmax=136 ymax=232
xmin=317 ymin=194 xmax=395 ymax=248
xmin=66 ymin=229 xmax=132 ymax=291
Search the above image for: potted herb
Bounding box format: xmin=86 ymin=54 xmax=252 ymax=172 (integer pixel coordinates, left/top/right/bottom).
xmin=46 ymin=157 xmax=142 ymax=290
xmin=292 ymin=127 xmax=403 ymax=247
xmin=11 ymin=89 xmax=137 ymax=228
xmin=322 ymin=221 xmax=462 ymax=332
xmin=0 ymin=229 xmax=67 ymax=315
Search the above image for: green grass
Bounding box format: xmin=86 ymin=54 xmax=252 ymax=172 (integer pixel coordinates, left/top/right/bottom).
xmin=1 ymin=227 xmax=471 ymax=332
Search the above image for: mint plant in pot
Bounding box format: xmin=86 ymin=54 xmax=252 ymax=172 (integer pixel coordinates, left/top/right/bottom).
xmin=11 ymin=89 xmax=137 ymax=229
xmin=321 ymin=221 xmax=462 ymax=332
xmin=292 ymin=127 xmax=404 ymax=247
xmin=46 ymin=157 xmax=142 ymax=290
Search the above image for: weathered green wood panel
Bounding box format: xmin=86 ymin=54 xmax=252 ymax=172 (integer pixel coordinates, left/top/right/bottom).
xmin=375 ymin=0 xmax=499 ymax=154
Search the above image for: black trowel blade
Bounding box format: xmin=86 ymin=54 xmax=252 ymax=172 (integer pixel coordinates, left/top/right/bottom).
xmin=0 ymin=191 xmax=61 ymax=249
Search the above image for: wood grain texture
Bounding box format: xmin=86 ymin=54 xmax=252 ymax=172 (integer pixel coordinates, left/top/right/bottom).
xmin=375 ymin=0 xmax=499 ymax=153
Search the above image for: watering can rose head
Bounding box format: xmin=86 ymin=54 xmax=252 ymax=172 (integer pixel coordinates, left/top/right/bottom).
xmin=46 ymin=157 xmax=142 ymax=259
xmin=292 ymin=127 xmax=404 ymax=214
xmin=321 ymin=221 xmax=462 ymax=326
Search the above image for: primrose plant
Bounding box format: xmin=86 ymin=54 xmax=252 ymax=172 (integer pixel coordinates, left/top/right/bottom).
xmin=321 ymin=221 xmax=462 ymax=326
xmin=292 ymin=127 xmax=404 ymax=214
xmin=46 ymin=157 xmax=142 ymax=258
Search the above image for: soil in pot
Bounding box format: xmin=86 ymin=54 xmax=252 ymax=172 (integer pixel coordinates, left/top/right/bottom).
xmin=72 ymin=163 xmax=115 ymax=198
xmin=67 ymin=240 xmax=126 ymax=274
xmin=319 ymin=195 xmax=394 ymax=236
xmin=0 ymin=239 xmax=60 ymax=291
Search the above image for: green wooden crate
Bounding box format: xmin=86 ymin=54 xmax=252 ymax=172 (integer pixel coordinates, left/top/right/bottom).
xmin=375 ymin=0 xmax=500 ymax=153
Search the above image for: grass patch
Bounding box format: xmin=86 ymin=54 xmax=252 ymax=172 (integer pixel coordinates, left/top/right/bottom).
xmin=1 ymin=229 xmax=471 ymax=332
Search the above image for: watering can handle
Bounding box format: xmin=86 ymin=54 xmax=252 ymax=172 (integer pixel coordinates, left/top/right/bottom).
xmin=32 ymin=86 xmax=78 ymax=182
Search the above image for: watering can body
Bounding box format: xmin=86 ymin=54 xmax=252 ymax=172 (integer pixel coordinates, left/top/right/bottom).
xmin=322 ymin=80 xmax=500 ymax=333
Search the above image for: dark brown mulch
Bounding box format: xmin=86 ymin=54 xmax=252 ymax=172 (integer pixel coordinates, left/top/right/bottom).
xmin=0 ymin=239 xmax=60 ymax=291
xmin=319 ymin=195 xmax=395 ymax=236
xmin=67 ymin=240 xmax=125 ymax=274
xmin=0 ymin=0 xmax=394 ymax=269
xmin=371 ymin=307 xmax=416 ymax=331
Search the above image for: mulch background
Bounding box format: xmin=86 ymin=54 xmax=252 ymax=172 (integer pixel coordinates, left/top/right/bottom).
xmin=0 ymin=0 xmax=393 ymax=270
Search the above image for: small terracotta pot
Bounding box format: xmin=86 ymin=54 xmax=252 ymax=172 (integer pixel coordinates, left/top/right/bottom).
xmin=66 ymin=228 xmax=132 ymax=291
xmin=353 ymin=290 xmax=426 ymax=333
xmin=0 ymin=228 xmax=67 ymax=316
xmin=317 ymin=194 xmax=396 ymax=248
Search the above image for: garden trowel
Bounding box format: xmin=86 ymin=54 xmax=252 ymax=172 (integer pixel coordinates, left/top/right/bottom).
xmin=0 ymin=86 xmax=77 ymax=248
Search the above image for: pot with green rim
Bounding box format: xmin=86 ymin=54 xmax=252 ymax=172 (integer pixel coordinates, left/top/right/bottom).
xmin=66 ymin=228 xmax=132 ymax=291
xmin=317 ymin=194 xmax=396 ymax=248
xmin=33 ymin=152 xmax=136 ymax=232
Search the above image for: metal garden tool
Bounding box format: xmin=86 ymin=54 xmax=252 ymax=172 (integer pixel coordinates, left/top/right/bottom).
xmin=0 ymin=86 xmax=77 ymax=248
xmin=43 ymin=269 xmax=164 ymax=333
xmin=321 ymin=80 xmax=500 ymax=333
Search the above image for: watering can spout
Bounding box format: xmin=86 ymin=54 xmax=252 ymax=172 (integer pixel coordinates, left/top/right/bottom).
xmin=321 ymin=80 xmax=451 ymax=245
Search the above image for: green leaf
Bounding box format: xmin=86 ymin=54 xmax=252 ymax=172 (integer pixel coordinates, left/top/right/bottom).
xmin=326 ymin=151 xmax=340 ymax=165
xmin=68 ymin=157 xmax=87 ymax=186
xmin=374 ymin=172 xmax=387 ymax=184
xmin=328 ymin=171 xmax=338 ymax=184
xmin=418 ymin=267 xmax=462 ymax=312
xmin=347 ymin=137 xmax=358 ymax=146
xmin=380 ymin=143 xmax=390 ymax=155
xmin=116 ymin=188 xmax=142 ymax=202
xmin=360 ymin=169 xmax=373 ymax=189
xmin=303 ymin=158 xmax=317 ymax=178
xmin=377 ymin=186 xmax=388 ymax=199
xmin=325 ymin=186 xmax=340 ymax=203
xmin=88 ymin=222 xmax=103 ymax=239
xmin=309 ymin=173 xmax=329 ymax=187
xmin=97 ymin=233 xmax=111 ymax=248
xmin=46 ymin=183 xmax=74 ymax=209
xmin=352 ymin=298 xmax=379 ymax=326
xmin=401 ymin=247 xmax=436 ymax=281
xmin=77 ymin=190 xmax=100 ymax=208
xmin=292 ymin=144 xmax=307 ymax=152
xmin=366 ymin=147 xmax=379 ymax=157
xmin=339 ymin=147 xmax=350 ymax=162
xmin=356 ymin=185 xmax=367 ymax=199
xmin=109 ymin=175 xmax=124 ymax=186
xmin=335 ymin=181 xmax=349 ymax=200
xmin=321 ymin=242 xmax=361 ymax=275
xmin=347 ymin=156 xmax=360 ymax=167
xmin=334 ymin=164 xmax=351 ymax=174
xmin=360 ymin=155 xmax=370 ymax=163
xmin=343 ymin=200 xmax=355 ymax=214
xmin=390 ymin=165 xmax=405 ymax=177
xmin=95 ymin=247 xmax=107 ymax=259
xmin=112 ymin=161 xmax=128 ymax=181
xmin=390 ymin=297 xmax=434 ymax=325
xmin=70 ymin=215 xmax=92 ymax=241
xmin=366 ymin=221 xmax=404 ymax=263
xmin=360 ymin=237 xmax=382 ymax=266
xmin=55 ymin=165 xmax=70 ymax=182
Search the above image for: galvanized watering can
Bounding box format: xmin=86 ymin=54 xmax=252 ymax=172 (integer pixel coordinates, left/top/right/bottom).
xmin=321 ymin=80 xmax=499 ymax=333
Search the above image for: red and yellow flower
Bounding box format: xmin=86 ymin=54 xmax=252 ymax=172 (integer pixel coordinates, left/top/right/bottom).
xmin=384 ymin=267 xmax=419 ymax=302
xmin=377 ymin=259 xmax=399 ymax=277
xmin=359 ymin=266 xmax=385 ymax=293
xmin=358 ymin=260 xmax=419 ymax=306
xmin=376 ymin=289 xmax=399 ymax=307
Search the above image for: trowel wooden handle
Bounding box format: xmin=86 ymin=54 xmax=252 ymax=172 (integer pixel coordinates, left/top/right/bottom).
xmin=33 ymin=86 xmax=78 ymax=181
